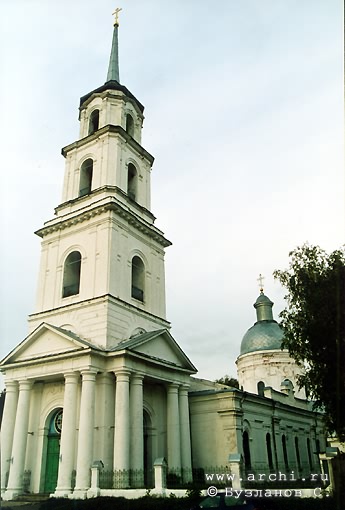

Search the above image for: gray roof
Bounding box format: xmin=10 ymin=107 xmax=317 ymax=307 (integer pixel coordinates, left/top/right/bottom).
xmin=109 ymin=329 xmax=167 ymax=351
xmin=240 ymin=292 xmax=284 ymax=355
xmin=240 ymin=320 xmax=283 ymax=355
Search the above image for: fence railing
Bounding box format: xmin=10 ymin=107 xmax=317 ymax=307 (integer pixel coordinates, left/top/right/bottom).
xmin=99 ymin=469 xmax=154 ymax=489
xmin=23 ymin=470 xmax=31 ymax=493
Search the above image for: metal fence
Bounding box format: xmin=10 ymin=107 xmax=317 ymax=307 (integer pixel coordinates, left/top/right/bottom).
xmin=99 ymin=469 xmax=154 ymax=489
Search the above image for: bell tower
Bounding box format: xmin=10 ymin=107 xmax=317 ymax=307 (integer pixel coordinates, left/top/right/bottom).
xmin=28 ymin=15 xmax=171 ymax=349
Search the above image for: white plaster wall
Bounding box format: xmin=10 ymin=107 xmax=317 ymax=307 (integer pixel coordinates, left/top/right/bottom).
xmin=189 ymin=393 xmax=235 ymax=469
xmin=237 ymin=350 xmax=306 ymax=399
xmin=189 ymin=390 xmax=326 ymax=479
xmin=28 ymin=296 xmax=169 ymax=348
xmin=31 ymin=205 xmax=168 ymax=348
xmin=79 ymin=92 xmax=143 ymax=143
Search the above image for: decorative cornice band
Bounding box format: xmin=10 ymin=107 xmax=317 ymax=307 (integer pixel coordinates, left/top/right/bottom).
xmin=35 ymin=200 xmax=172 ymax=247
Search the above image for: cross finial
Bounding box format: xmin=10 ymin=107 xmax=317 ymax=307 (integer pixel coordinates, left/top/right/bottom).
xmin=112 ymin=7 xmax=122 ymax=26
xmin=257 ymin=274 xmax=265 ymax=293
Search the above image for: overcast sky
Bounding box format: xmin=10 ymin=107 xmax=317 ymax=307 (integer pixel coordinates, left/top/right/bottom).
xmin=0 ymin=0 xmax=344 ymax=386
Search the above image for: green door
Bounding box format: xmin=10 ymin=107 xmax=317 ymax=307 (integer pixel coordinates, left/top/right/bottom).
xmin=44 ymin=435 xmax=60 ymax=493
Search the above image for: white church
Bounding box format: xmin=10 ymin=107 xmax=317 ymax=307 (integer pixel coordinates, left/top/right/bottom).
xmin=0 ymin=16 xmax=327 ymax=501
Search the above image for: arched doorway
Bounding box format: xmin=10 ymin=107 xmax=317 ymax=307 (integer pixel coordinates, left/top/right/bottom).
xmin=44 ymin=409 xmax=63 ymax=493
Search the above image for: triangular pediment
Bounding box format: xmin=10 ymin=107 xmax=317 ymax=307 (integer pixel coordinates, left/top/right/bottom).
xmin=0 ymin=323 xmax=97 ymax=366
xmin=113 ymin=329 xmax=197 ymax=372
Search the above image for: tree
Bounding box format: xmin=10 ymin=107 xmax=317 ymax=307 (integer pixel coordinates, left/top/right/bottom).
xmin=274 ymin=243 xmax=345 ymax=440
xmin=215 ymin=375 xmax=239 ymax=388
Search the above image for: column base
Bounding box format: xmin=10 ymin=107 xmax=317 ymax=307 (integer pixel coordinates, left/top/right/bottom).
xmin=87 ymin=488 xmax=101 ymax=498
xmin=69 ymin=489 xmax=88 ymax=499
xmin=2 ymin=488 xmax=22 ymax=501
xmin=54 ymin=488 xmax=73 ymax=498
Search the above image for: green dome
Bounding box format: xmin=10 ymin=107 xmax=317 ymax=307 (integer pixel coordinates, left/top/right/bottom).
xmin=240 ymin=321 xmax=283 ymax=355
xmin=240 ymin=292 xmax=284 ymax=355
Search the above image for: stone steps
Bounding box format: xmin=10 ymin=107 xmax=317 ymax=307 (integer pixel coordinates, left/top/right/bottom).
xmin=14 ymin=494 xmax=50 ymax=502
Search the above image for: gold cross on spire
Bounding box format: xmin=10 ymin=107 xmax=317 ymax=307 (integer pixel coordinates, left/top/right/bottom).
xmin=257 ymin=273 xmax=265 ymax=293
xmin=112 ymin=7 xmax=122 ymax=26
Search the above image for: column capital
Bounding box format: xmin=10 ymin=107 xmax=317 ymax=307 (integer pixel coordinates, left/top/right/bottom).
xmin=64 ymin=372 xmax=80 ymax=383
xmin=97 ymin=372 xmax=115 ymax=383
xmin=4 ymin=380 xmax=18 ymax=392
xmin=179 ymin=384 xmax=190 ymax=394
xmin=80 ymin=369 xmax=97 ymax=381
xmin=114 ymin=369 xmax=131 ymax=381
xmin=167 ymin=382 xmax=180 ymax=392
xmin=131 ymin=373 xmax=144 ymax=383
xmin=17 ymin=380 xmax=33 ymax=391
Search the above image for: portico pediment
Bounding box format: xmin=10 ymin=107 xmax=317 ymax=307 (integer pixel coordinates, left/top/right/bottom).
xmin=0 ymin=323 xmax=98 ymax=366
xmin=113 ymin=329 xmax=197 ymax=372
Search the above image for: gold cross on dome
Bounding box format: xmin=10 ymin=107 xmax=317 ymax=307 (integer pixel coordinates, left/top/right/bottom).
xmin=112 ymin=7 xmax=122 ymax=26
xmin=257 ymin=273 xmax=265 ymax=293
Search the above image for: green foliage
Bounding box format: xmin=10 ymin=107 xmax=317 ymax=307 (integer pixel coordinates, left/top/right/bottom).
xmin=37 ymin=494 xmax=338 ymax=510
xmin=185 ymin=487 xmax=202 ymax=502
xmin=39 ymin=495 xmax=187 ymax=510
xmin=274 ymin=244 xmax=345 ymax=439
xmin=215 ymin=375 xmax=239 ymax=388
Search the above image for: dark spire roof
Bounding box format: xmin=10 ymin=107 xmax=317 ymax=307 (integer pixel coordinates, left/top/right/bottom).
xmin=106 ymin=24 xmax=120 ymax=83
xmin=79 ymin=14 xmax=144 ymax=113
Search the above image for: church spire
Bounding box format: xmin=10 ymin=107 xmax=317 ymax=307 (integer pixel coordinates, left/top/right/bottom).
xmin=106 ymin=8 xmax=122 ymax=83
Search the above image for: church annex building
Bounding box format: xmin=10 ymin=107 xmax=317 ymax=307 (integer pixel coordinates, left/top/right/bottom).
xmin=0 ymin=18 xmax=327 ymax=500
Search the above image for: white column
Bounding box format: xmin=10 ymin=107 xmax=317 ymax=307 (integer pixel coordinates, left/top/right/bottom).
xmin=130 ymin=374 xmax=144 ymax=487
xmin=74 ymin=370 xmax=97 ymax=497
xmin=113 ymin=370 xmax=130 ymax=487
xmin=167 ymin=383 xmax=181 ymax=475
xmin=179 ymin=384 xmax=192 ymax=482
xmin=1 ymin=381 xmax=18 ymax=495
xmin=55 ymin=372 xmax=79 ymax=497
xmin=97 ymin=373 xmax=115 ymax=471
xmin=3 ymin=380 xmax=32 ymax=501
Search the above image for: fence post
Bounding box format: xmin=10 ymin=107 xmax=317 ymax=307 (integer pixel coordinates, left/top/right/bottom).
xmin=228 ymin=454 xmax=242 ymax=489
xmin=87 ymin=460 xmax=103 ymax=498
xmin=154 ymin=457 xmax=167 ymax=493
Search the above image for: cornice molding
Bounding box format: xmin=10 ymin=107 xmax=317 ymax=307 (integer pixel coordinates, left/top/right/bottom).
xmin=61 ymin=124 xmax=154 ymax=165
xmin=35 ymin=197 xmax=171 ymax=247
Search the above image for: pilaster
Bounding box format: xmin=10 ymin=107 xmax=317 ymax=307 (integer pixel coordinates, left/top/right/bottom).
xmin=96 ymin=372 xmax=115 ymax=470
xmin=130 ymin=373 xmax=144 ymax=487
xmin=179 ymin=385 xmax=192 ymax=482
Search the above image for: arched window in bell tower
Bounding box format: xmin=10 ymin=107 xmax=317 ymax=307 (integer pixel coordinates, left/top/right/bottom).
xmin=62 ymin=251 xmax=82 ymax=298
xmin=126 ymin=113 xmax=134 ymax=137
xmin=127 ymin=163 xmax=138 ymax=201
xmin=131 ymin=256 xmax=144 ymax=302
xmin=79 ymin=159 xmax=93 ymax=197
xmin=88 ymin=109 xmax=100 ymax=135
